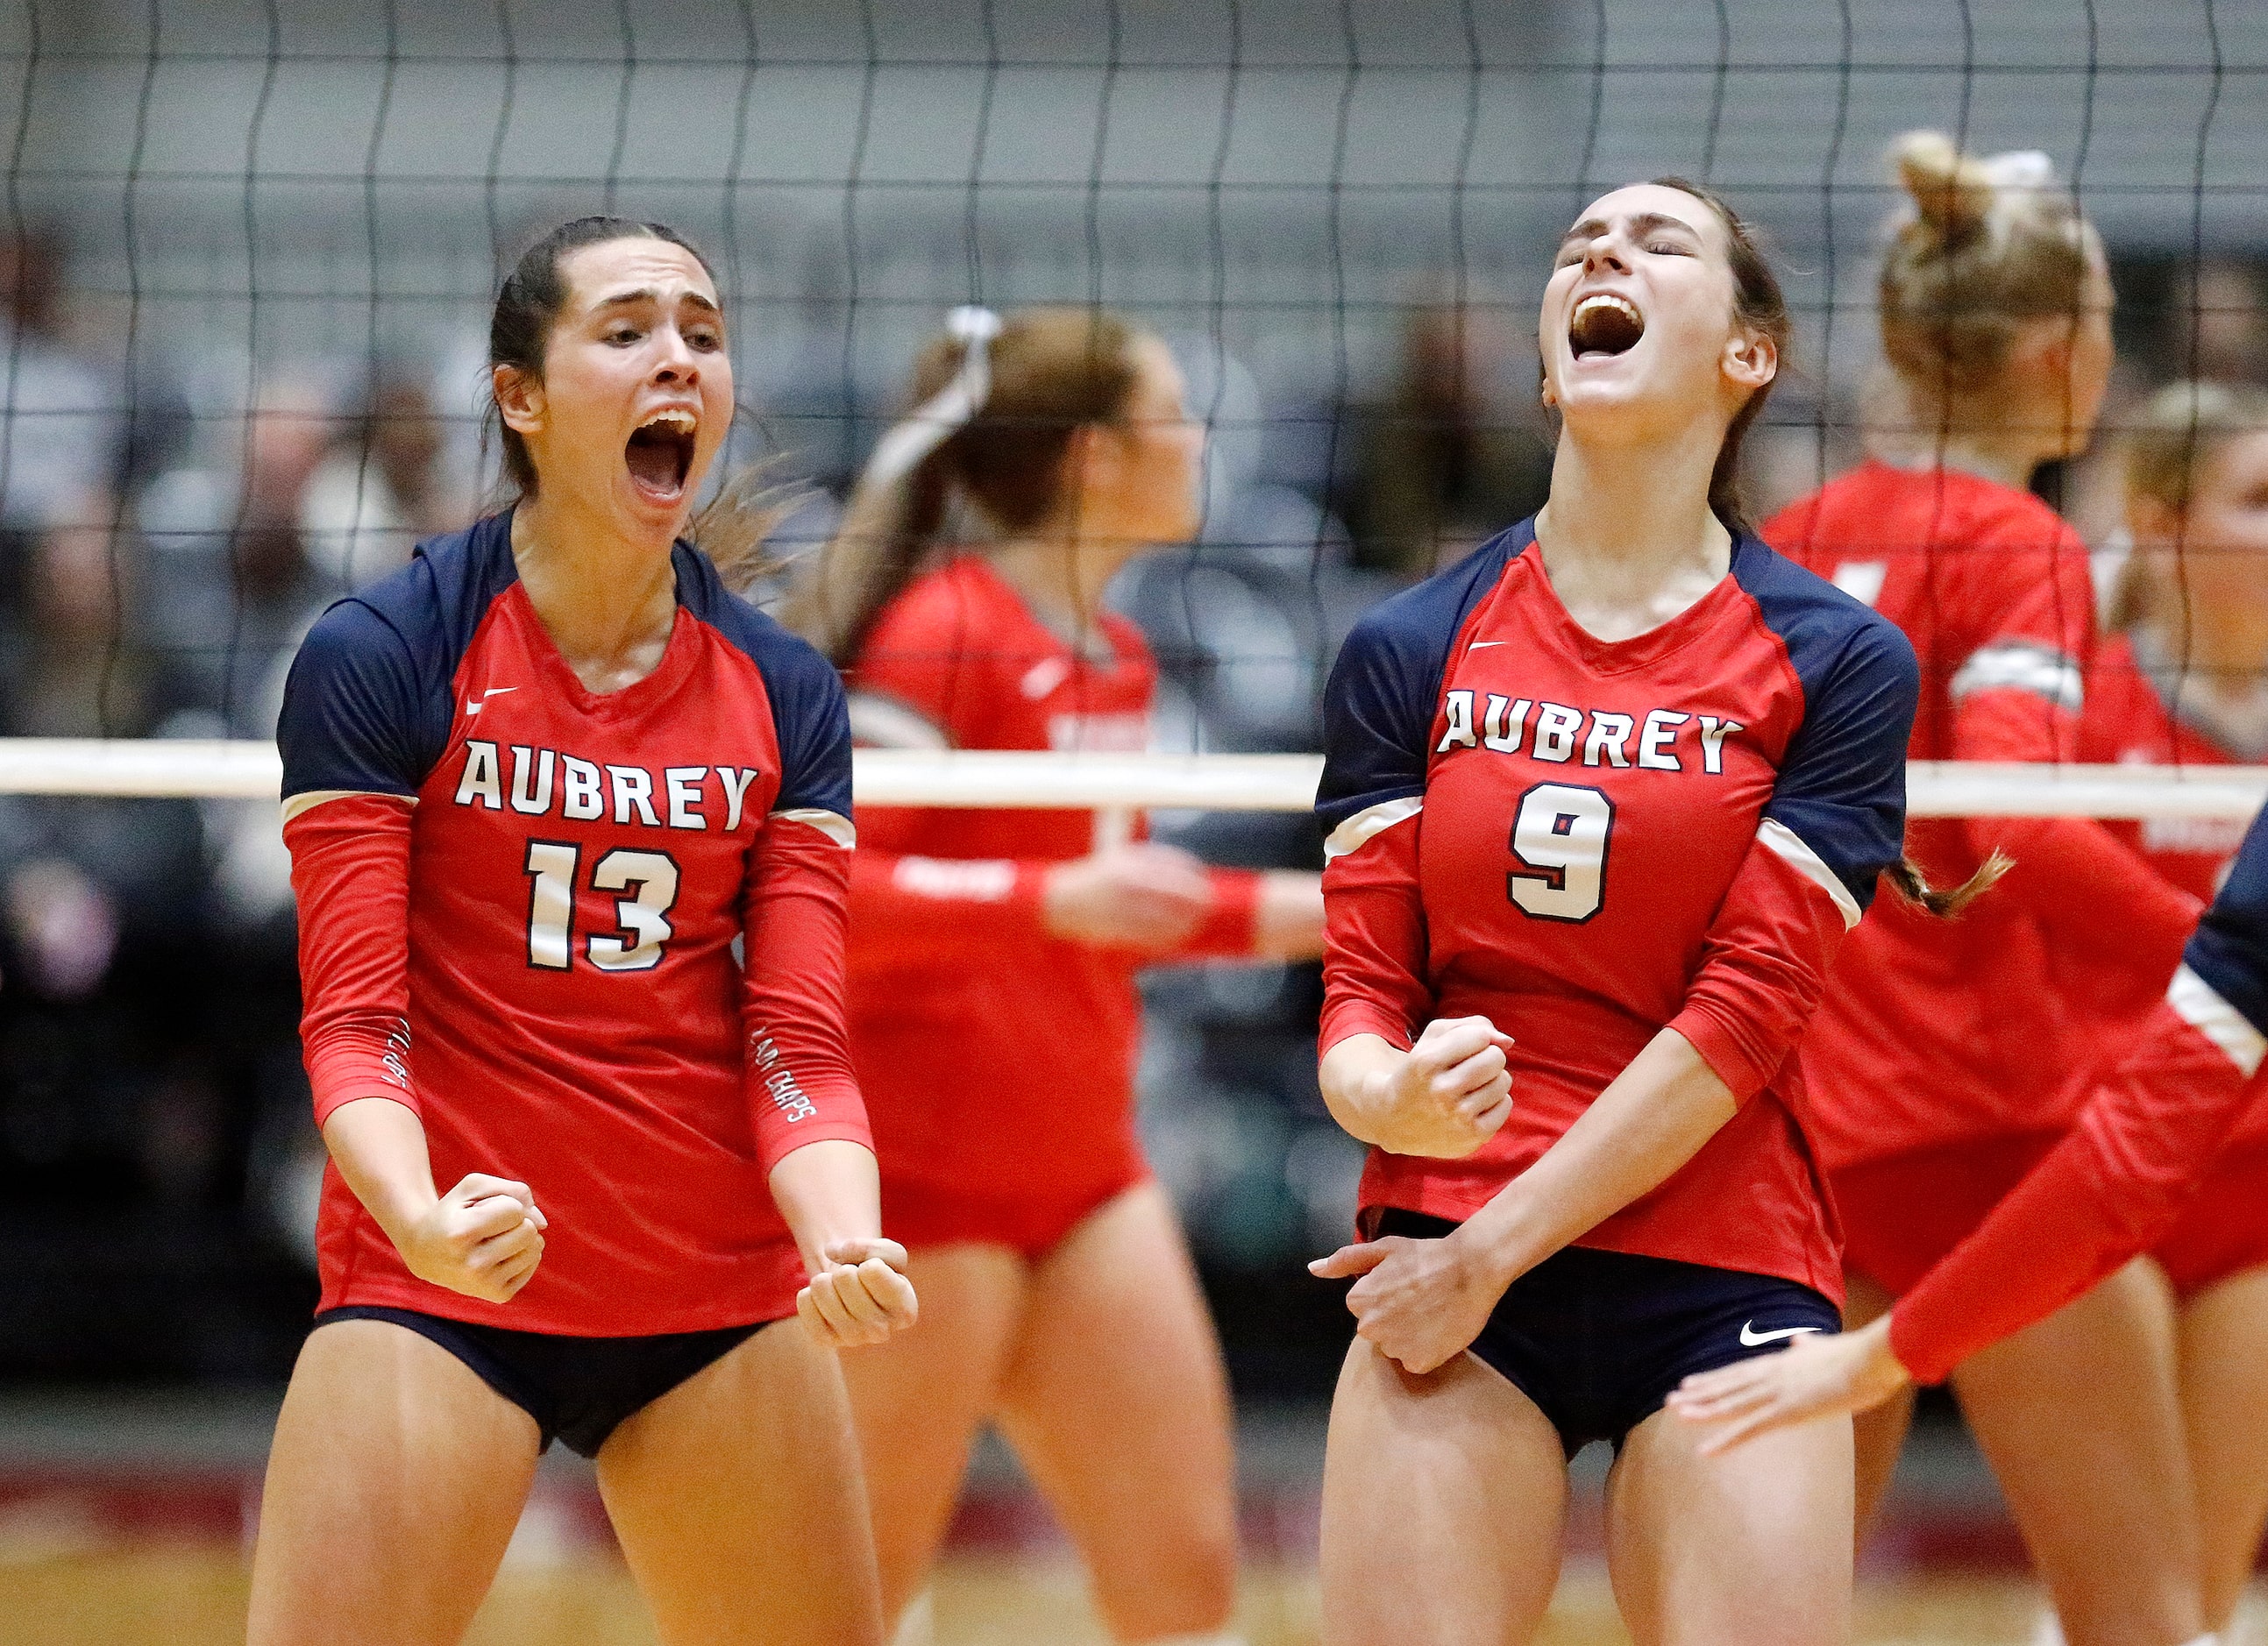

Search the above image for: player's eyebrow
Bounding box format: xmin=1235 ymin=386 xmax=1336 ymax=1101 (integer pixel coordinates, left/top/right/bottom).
xmin=590 ymin=286 xmax=722 ymax=316
xmin=1558 ymin=210 xmax=1702 ymax=252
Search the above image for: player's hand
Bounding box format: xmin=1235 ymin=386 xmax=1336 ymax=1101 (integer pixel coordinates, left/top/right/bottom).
xmin=1310 ymin=1230 xmax=1506 ymax=1375
xmin=395 ymin=1174 xmax=548 ymax=1305
xmin=1042 ymin=844 xmax=1213 ymax=951
xmin=1666 ymin=1315 xmax=1911 ymax=1454
xmin=797 ymin=1237 xmax=919 ymax=1350
xmin=1368 ymin=1017 xmax=1517 ymax=1159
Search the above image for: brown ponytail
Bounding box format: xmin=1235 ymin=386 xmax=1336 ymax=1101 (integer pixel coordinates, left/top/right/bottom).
xmin=779 ymin=307 xmax=1142 ymax=665
xmin=1886 ymin=848 xmax=2012 ymax=919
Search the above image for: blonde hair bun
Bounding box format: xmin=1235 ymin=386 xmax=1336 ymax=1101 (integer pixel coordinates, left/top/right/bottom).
xmin=1891 ymin=130 xmax=1996 ymax=248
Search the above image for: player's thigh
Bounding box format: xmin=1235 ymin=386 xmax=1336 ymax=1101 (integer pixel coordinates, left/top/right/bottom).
xmin=1319 ymin=1337 xmax=1568 ymax=1646
xmin=992 ymin=1181 xmax=1239 ymax=1638
xmin=837 ymin=1241 xmax=1028 ymax=1621
xmin=246 ymin=1319 xmax=541 ymax=1646
xmin=1952 ymin=1259 xmax=2203 ymax=1646
xmin=1605 ymin=1403 xmax=1852 ymax=1646
xmin=2176 ymin=1263 xmax=2268 ymax=1630
xmin=1841 ymin=1266 xmax=1916 ymax=1538
xmin=595 ymin=1319 xmax=883 ymax=1646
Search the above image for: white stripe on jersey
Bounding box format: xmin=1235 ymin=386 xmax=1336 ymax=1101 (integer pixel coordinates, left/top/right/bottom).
xmin=771 ymin=807 xmax=857 ymax=848
xmin=1949 ymin=642 xmax=2084 ymax=713
xmin=1324 ymin=795 xmax=1423 ymax=862
xmin=281 ymin=788 xmax=416 ymax=824
xmin=2166 ymin=962 xmax=2267 ymax=1076
xmin=848 ymin=692 xmax=950 ymax=750
xmin=1755 ymin=818 xmax=1864 ymax=931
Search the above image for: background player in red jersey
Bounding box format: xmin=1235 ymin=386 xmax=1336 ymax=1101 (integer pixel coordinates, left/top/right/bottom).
xmin=2103 ymin=381 xmax=2268 ymax=1645
xmin=1763 ymin=134 xmax=2218 ymax=1646
xmin=1305 ymin=179 xmax=1959 ymax=1646
xmin=246 ymin=217 xmax=917 ymax=1646
xmin=780 ymin=307 xmax=1323 ymax=1646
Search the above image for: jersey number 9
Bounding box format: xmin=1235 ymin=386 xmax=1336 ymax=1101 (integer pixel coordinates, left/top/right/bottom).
xmin=1507 ymin=783 xmax=1614 ymax=923
xmin=524 ymin=841 xmax=682 ymax=972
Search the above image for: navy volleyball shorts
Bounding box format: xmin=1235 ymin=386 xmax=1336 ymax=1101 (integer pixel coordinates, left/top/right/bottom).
xmin=312 ymin=1306 xmax=777 ymax=1458
xmin=1370 ymin=1209 xmax=1842 ymax=1457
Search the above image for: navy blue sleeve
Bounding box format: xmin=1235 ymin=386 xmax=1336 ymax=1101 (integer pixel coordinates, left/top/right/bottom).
xmin=764 ymin=634 xmax=856 ymax=821
xmin=1315 ymin=529 xmax=1520 ymax=840
xmin=1735 ymin=538 xmax=1919 ymax=914
xmin=277 ymin=599 xmax=439 ymax=800
xmin=1764 ymin=616 xmax=1919 ymax=914
xmin=2185 ymin=805 xmax=2268 ymax=1038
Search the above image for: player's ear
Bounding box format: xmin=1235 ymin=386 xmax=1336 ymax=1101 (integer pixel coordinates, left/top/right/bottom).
xmin=494 ymin=364 xmax=544 ymax=437
xmin=1722 ymin=324 xmax=1776 ymax=395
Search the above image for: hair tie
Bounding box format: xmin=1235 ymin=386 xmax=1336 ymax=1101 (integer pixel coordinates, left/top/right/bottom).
xmin=859 ymin=305 xmax=1006 ymax=488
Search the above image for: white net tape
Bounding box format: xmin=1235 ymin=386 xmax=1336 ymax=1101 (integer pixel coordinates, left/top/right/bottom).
xmin=1 ymin=741 xmax=2259 ymax=820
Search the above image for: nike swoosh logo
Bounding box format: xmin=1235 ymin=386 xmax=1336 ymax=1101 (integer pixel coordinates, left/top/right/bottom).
xmin=465 ymin=687 xmax=519 ymax=716
xmin=1739 ymin=1322 xmax=1822 ymax=1347
xmin=1468 ymin=641 xmax=1508 ymax=649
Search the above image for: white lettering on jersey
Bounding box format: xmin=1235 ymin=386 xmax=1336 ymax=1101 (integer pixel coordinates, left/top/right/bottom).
xmin=1697 ymin=715 xmax=1742 ymax=775
xmin=1482 ymin=695 xmax=1531 ymax=754
xmin=561 ymin=756 xmax=604 ymax=820
xmin=1582 ymin=711 xmax=1634 ymax=768
xmin=1639 ymin=710 xmax=1689 ymax=771
xmin=720 ymin=767 xmax=760 ymax=832
xmin=1437 ymin=691 xmax=1478 ymax=752
xmin=508 ymin=746 xmax=554 ymax=815
xmin=1047 ymin=711 xmax=1150 ymax=752
xmin=608 ymin=765 xmax=660 ymax=827
xmin=456 ymin=740 xmax=503 ymax=809
xmin=1531 ymin=703 xmax=1582 ymax=763
xmin=750 ymin=1034 xmax=818 ymax=1124
xmin=665 ymin=766 xmax=709 ymax=830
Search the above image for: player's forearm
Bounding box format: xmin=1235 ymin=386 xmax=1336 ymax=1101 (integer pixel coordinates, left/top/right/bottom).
xmin=1319 ymin=1032 xmax=1415 ymax=1150
xmin=320 ymin=1096 xmax=441 ymax=1248
xmin=1453 ymin=1027 xmax=1736 ymax=1283
xmin=1252 ymin=870 xmax=1326 ymax=961
xmin=768 ymin=1139 xmax=885 ymax=1277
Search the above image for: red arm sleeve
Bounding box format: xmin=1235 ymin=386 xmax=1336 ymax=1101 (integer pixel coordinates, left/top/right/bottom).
xmin=1890 ymin=989 xmax=2261 ymax=1384
xmin=845 ymin=832 xmax=1053 ymax=974
xmin=1174 ymin=867 xmax=1263 ymax=961
xmin=743 ymin=813 xmax=872 ymax=1174
xmin=1319 ymin=808 xmax=1431 ymax=1054
xmin=1668 ymin=829 xmax=1852 ymax=1105
xmin=284 ymin=792 xmax=417 ymax=1126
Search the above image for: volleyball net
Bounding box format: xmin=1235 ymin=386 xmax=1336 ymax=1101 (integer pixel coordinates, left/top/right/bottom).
xmin=0 ymin=2 xmax=2261 ymax=830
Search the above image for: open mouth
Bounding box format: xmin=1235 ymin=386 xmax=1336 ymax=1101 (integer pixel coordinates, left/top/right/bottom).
xmin=625 ymin=408 xmax=696 ymax=502
xmin=1569 ymin=293 xmax=1645 ymax=359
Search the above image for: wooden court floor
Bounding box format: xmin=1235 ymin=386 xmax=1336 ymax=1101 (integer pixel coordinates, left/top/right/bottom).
xmin=0 ymin=1548 xmax=2051 ymax=1645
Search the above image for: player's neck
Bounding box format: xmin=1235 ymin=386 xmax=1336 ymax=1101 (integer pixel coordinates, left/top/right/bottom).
xmin=1533 ymin=428 xmax=1731 ymax=642
xmin=2155 ymin=600 xmax=2268 ymax=692
xmin=985 ymin=532 xmax=1129 ymax=644
xmin=509 ymin=498 xmax=681 ymax=695
xmin=1866 ymin=380 xmax=2061 ymax=491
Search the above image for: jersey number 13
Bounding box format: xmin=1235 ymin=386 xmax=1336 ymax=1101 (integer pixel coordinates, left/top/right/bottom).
xmin=524 ymin=841 xmax=682 ymax=972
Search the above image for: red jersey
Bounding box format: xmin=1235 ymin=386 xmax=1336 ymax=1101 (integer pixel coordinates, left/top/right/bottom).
xmin=1317 ymin=522 xmax=1920 ymax=1299
xmin=1766 ymin=463 xmax=2200 ymax=1166
xmin=278 ymin=513 xmax=870 ymax=1337
xmin=843 ymin=556 xmax=1260 ymax=1216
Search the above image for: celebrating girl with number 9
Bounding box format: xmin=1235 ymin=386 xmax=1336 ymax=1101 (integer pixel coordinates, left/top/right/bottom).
xmin=248 ymin=216 xmax=916 ymax=1646
xmin=1307 ymin=180 xmax=1987 ymax=1645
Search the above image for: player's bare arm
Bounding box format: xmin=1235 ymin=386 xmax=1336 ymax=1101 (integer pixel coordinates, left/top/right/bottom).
xmin=1318 ymin=1016 xmax=1515 ymax=1160
xmin=318 ymin=1096 xmax=547 ymax=1306
xmin=768 ymin=1138 xmax=918 ymax=1351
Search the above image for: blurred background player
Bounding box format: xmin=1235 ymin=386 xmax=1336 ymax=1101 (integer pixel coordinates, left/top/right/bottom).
xmin=1305 ymin=178 xmax=1959 ymax=1646
xmin=780 ymin=305 xmax=1324 ymax=1646
xmin=249 ymin=216 xmax=916 ymax=1646
xmin=1763 ymin=132 xmax=2215 ymax=1646
xmin=2091 ymin=380 xmax=2268 ymax=1643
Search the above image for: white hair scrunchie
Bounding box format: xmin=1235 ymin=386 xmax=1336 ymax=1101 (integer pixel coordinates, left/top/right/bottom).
xmin=857 ymin=304 xmax=1005 ymax=488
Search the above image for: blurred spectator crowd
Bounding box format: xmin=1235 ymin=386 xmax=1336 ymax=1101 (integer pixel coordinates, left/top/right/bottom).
xmin=1 ymin=216 xmax=2263 ymax=1387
